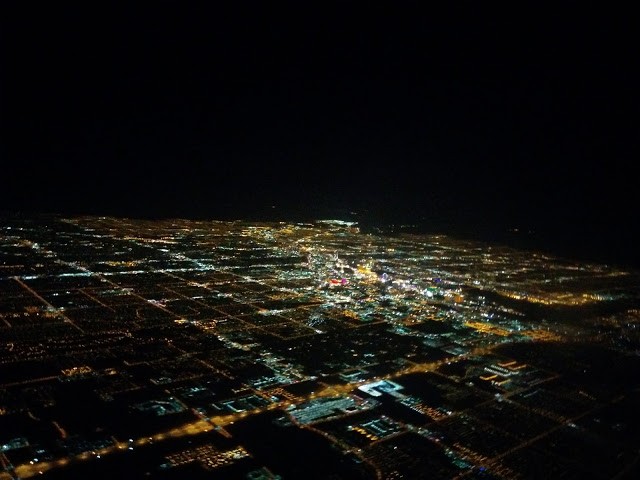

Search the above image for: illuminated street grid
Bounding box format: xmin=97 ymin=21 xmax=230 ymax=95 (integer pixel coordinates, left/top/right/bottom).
xmin=1 ymin=215 xmax=640 ymax=479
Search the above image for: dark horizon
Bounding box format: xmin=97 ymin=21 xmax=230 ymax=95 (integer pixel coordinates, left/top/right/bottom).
xmin=1 ymin=207 xmax=637 ymax=272
xmin=2 ymin=3 xmax=637 ymax=267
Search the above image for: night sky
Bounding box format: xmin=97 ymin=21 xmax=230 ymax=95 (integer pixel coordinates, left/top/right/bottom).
xmin=1 ymin=3 xmax=637 ymax=265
